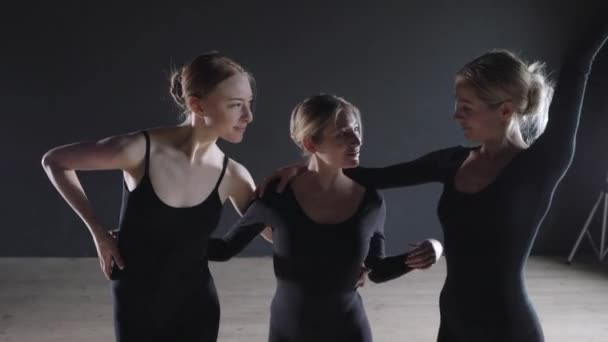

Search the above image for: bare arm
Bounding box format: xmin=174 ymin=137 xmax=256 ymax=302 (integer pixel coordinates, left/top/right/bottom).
xmin=41 ymin=131 xmax=146 ymax=279
xmin=223 ymin=160 xmax=273 ymax=242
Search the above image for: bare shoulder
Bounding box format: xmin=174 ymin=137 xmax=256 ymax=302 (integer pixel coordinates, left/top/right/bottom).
xmin=217 ymin=157 xmax=256 ymax=209
xmin=111 ymin=131 xmax=147 ymax=161
xmin=110 ymin=126 xmax=178 ymax=170
xmin=144 ymin=125 xmax=184 ymax=148
xmin=224 ymin=158 xmax=255 ymax=188
xmin=42 ymin=129 xmax=150 ymax=172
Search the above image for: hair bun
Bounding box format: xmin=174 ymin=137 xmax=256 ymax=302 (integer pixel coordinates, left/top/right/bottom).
xmin=170 ymin=68 xmax=186 ymax=109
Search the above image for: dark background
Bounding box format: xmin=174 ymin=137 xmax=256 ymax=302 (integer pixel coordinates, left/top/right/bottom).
xmin=2 ymin=0 xmax=607 ymax=257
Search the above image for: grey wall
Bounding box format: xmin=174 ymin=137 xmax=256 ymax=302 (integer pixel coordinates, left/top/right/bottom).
xmin=2 ymin=0 xmax=607 ymax=257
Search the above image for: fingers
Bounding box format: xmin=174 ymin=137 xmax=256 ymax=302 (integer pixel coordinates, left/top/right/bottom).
xmin=113 ymin=251 xmax=126 ymax=270
xmin=101 ymin=255 xmax=112 ymax=280
xmin=407 ymin=243 xmax=431 ymax=258
xmin=259 ymin=171 xmax=288 ymax=197
xmin=355 ymin=268 xmax=370 ymax=289
xmin=406 ymin=254 xmax=436 ymax=269
xmin=406 ymin=243 xmax=437 ymax=269
xmin=277 ymin=175 xmax=289 ymax=193
xmin=260 ymin=165 xmax=305 ymax=197
xmin=409 ymin=261 xmax=434 ymax=270
xmin=278 ymin=167 xmax=302 ymax=193
xmin=108 ymin=229 xmax=119 ymax=240
xmin=250 ymin=188 xmax=260 ymax=202
xmin=258 ymin=177 xmax=271 ymax=198
xmin=406 ymin=247 xmax=435 ymax=262
xmin=100 ymin=238 xmax=125 ymax=281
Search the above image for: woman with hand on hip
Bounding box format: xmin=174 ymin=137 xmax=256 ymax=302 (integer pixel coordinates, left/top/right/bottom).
xmin=42 ymin=52 xmax=271 ymax=342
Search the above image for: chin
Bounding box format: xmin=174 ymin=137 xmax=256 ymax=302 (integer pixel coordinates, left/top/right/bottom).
xmin=463 ymin=131 xmax=476 ymax=141
xmin=223 ymin=133 xmax=245 ymax=144
xmin=343 ymin=158 xmax=360 ymax=169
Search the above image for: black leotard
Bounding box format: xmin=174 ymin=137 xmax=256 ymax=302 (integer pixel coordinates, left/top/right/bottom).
xmin=207 ymin=181 xmax=412 ymax=342
xmin=343 ymin=23 xmax=608 ymax=342
xmin=110 ymin=131 xmax=227 ymax=342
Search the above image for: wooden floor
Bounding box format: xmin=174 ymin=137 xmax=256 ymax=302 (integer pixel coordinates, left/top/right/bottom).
xmin=0 ymin=256 xmax=606 ymax=341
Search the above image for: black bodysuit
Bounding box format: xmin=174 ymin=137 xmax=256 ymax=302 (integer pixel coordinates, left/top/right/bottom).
xmin=208 ymin=182 xmax=412 ymax=342
xmin=343 ymin=24 xmax=608 ymax=342
xmin=110 ymin=131 xmax=227 ymax=342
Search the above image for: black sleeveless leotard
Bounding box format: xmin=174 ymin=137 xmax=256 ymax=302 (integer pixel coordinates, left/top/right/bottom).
xmin=111 ymin=131 xmax=228 ymax=342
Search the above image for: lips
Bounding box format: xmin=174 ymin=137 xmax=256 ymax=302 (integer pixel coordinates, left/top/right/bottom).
xmin=234 ymin=126 xmax=247 ymax=133
xmin=346 ymin=149 xmax=360 ymax=157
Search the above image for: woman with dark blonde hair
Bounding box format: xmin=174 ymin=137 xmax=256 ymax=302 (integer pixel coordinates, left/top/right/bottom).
xmin=207 ymin=94 xmax=442 ymax=342
xmin=42 ymin=52 xmax=270 ymax=341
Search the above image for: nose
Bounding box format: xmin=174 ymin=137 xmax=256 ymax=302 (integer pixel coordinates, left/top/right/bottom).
xmin=242 ymin=104 xmax=253 ymax=123
xmin=453 ymin=109 xmax=464 ymax=122
xmin=348 ymin=131 xmax=362 ymax=147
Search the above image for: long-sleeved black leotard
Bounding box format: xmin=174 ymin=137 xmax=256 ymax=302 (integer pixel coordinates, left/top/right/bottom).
xmin=208 ymin=181 xmax=412 ymax=342
xmin=343 ymin=23 xmax=608 ymax=342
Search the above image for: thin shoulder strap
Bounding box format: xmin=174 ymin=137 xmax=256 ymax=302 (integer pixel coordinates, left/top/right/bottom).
xmin=141 ymin=130 xmax=150 ymax=175
xmin=213 ymin=155 xmax=229 ymax=192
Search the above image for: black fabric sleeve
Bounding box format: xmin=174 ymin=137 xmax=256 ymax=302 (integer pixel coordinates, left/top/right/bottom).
xmin=207 ymin=200 xmax=272 ymax=262
xmin=528 ymin=21 xmax=608 ymax=178
xmin=344 ymin=148 xmax=458 ymax=190
xmin=364 ymin=195 xmax=413 ymax=283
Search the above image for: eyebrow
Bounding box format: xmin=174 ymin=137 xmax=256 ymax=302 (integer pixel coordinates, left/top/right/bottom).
xmin=336 ymin=121 xmax=360 ymax=129
xmin=455 ymin=96 xmax=473 ymax=105
xmin=227 ymin=97 xmax=253 ymax=101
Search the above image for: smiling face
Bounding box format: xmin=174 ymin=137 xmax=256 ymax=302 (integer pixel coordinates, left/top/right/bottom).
xmin=311 ymin=110 xmax=362 ymax=169
xmin=453 ymin=75 xmax=512 ymax=143
xmin=171 ymin=53 xmax=256 ymax=144
xmin=191 ymin=73 xmax=254 ymax=143
xmin=290 ymin=94 xmax=363 ymax=169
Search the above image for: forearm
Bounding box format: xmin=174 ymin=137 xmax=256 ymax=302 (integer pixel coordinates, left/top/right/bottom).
xmin=207 ymin=222 xmax=267 ymax=261
xmin=43 ymin=166 xmax=105 ymax=237
xmin=366 ymin=252 xmax=413 ymax=283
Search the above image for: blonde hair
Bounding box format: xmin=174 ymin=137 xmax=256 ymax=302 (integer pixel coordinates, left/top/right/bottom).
xmin=170 ymin=51 xmax=255 ymax=124
xmin=457 ymin=50 xmax=554 ymax=148
xmin=289 ymin=94 xmax=362 ymax=155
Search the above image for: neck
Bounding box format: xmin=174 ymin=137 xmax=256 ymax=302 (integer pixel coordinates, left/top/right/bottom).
xmin=177 ymin=121 xmax=219 ymax=164
xmin=479 ymin=136 xmax=518 ymax=161
xmin=306 ymin=156 xmax=347 ymax=191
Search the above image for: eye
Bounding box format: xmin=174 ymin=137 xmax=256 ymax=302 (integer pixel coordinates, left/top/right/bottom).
xmin=229 ymin=102 xmax=242 ymax=108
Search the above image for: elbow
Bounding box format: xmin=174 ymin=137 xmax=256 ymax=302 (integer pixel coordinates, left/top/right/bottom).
xmin=207 ymin=246 xmax=233 ymax=262
xmin=41 ymin=149 xmax=63 ymax=172
xmin=41 ymin=150 xmax=55 ymax=170
xmin=207 ymin=250 xmax=232 ymax=262
xmin=367 ymin=271 xmax=389 ymax=284
xmin=368 ymin=273 xmax=382 ymax=284
xmin=210 ymin=255 xmax=231 ymax=262
xmin=365 ymin=262 xmax=386 ymax=284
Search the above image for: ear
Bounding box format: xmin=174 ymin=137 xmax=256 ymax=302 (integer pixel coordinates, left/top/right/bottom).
xmin=302 ymin=136 xmax=317 ymax=154
xmin=499 ymin=101 xmax=514 ymax=122
xmin=186 ymin=96 xmax=205 ymax=117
